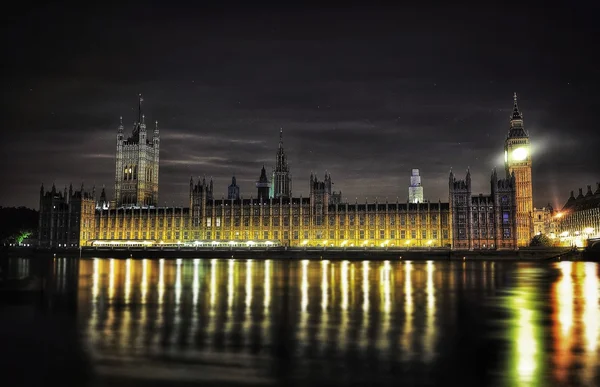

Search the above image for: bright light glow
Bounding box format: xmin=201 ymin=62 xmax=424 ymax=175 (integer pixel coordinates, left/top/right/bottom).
xmin=512 ymin=147 xmax=528 ymax=161
xmin=583 ymin=227 xmax=594 ymax=234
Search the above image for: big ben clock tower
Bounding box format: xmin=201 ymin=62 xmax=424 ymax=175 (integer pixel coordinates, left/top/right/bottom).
xmin=504 ymin=92 xmax=533 ymax=247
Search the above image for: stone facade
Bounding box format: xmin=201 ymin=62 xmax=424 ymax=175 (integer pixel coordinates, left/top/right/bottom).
xmin=38 ymin=183 xmax=96 ymax=248
xmin=449 ymin=169 xmax=518 ymax=250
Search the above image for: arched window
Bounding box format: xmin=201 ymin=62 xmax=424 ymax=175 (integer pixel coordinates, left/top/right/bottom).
xmin=133 ymin=165 xmax=137 ymax=180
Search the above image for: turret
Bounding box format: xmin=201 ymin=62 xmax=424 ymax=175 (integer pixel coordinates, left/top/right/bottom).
xmin=139 ymin=114 xmax=147 ymax=143
xmin=256 ymin=165 xmax=270 ymax=200
xmin=228 ymin=175 xmax=240 ymax=200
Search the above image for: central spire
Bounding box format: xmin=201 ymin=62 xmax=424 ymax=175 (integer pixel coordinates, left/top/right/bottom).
xmin=138 ymin=93 xmax=144 ymax=123
xmin=279 ymin=127 xmax=283 ymax=148
xmin=512 ymin=92 xmax=522 ymax=120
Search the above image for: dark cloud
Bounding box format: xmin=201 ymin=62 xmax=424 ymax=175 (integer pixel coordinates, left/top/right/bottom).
xmin=1 ymin=3 xmax=598 ymax=209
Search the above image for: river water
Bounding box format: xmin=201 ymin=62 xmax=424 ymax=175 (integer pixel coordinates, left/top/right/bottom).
xmin=1 ymin=258 xmax=599 ymax=386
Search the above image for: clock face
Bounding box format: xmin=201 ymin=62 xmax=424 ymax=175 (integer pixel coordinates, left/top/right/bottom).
xmin=512 ymin=147 xmax=528 ymax=161
xmin=504 ymin=150 xmax=508 ymax=163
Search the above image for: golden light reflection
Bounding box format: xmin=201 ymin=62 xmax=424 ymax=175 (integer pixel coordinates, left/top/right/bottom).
xmin=158 ymin=259 xmax=165 ymax=302
xmin=108 ymin=259 xmax=115 ymax=301
xmin=320 ymin=260 xmax=329 ymax=351
xmin=175 ymin=259 xmax=182 ymax=305
xmin=243 ymin=259 xmax=253 ymax=346
xmin=360 ymin=261 xmax=370 ymax=349
xmin=424 ymin=261 xmax=436 ymax=362
xmin=190 ymin=259 xmax=200 ymax=346
xmin=339 ymin=261 xmax=349 ymax=351
xmin=557 ymin=261 xmax=573 ymax=336
xmin=263 ymin=260 xmax=271 ymax=345
xmin=193 ymin=259 xmax=200 ymax=307
xmin=321 ymin=260 xmax=329 ymax=310
xmin=514 ymin=294 xmax=538 ymax=384
xmin=341 ymin=261 xmax=349 ymax=311
xmin=124 ymin=259 xmax=131 ymax=304
xmin=141 ymin=259 xmax=148 ymax=304
xmin=228 ymin=259 xmax=234 ymax=309
xmin=122 ymin=259 xmax=132 ymax=351
xmin=379 ymin=261 xmax=392 ymax=351
xmin=362 ymin=261 xmax=369 ymax=313
xmin=210 ymin=259 xmax=216 ymax=307
xmin=582 ymin=263 xmax=599 ymax=384
xmin=583 ymin=262 xmax=599 ymax=352
xmin=552 ymin=261 xmax=573 ymax=383
xmin=299 ymin=260 xmax=309 ymax=349
xmin=92 ymin=259 xmax=99 ymax=302
xmin=264 ymin=260 xmax=271 ymax=310
xmin=246 ymin=259 xmax=253 ymax=309
xmin=301 ymin=260 xmax=309 ymax=312
xmin=402 ymin=261 xmax=413 ymax=359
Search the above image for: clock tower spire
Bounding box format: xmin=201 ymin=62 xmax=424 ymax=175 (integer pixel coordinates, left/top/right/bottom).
xmin=504 ymin=92 xmax=533 ymax=247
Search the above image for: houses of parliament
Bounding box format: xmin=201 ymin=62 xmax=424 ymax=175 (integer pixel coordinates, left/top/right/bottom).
xmin=38 ymin=94 xmax=534 ymax=250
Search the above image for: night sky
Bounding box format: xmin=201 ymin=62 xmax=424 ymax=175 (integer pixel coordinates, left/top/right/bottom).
xmin=2 ymin=3 xmax=598 ymax=209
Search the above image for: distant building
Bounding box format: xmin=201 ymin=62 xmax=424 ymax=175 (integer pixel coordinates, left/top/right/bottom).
xmin=409 ymin=169 xmax=424 ymax=203
xmin=114 ymin=94 xmax=160 ymax=208
xmin=228 ymin=176 xmax=240 ymax=200
xmin=532 ymin=205 xmax=557 ymax=238
xmin=557 ymin=184 xmax=600 ymax=247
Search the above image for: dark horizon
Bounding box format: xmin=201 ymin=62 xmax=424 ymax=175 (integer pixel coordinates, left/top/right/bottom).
xmin=2 ymin=3 xmax=599 ymax=209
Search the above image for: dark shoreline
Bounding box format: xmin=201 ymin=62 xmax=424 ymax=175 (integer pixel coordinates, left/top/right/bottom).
xmin=3 ymin=246 xmax=595 ymax=261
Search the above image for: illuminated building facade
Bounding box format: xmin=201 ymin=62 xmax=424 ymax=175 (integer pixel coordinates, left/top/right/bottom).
xmin=504 ymin=92 xmax=533 ymax=246
xmin=114 ymin=95 xmax=160 ymax=208
xmin=77 ymin=129 xmax=453 ymax=248
xmin=449 ymin=168 xmax=518 ymax=249
xmin=557 ymin=184 xmax=600 ymax=247
xmin=409 ymin=169 xmax=424 ymax=203
xmin=532 ymin=205 xmax=557 ymax=237
xmin=39 ymin=94 xmax=527 ymax=250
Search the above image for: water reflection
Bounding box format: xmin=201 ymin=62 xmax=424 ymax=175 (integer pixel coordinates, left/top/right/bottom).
xmin=68 ymin=258 xmax=600 ymax=386
xmin=551 ymin=261 xmax=600 ymax=386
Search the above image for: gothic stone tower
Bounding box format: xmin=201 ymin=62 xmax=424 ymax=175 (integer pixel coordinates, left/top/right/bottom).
xmin=449 ymin=169 xmax=472 ymax=249
xmin=504 ymin=93 xmax=533 ymax=247
xmin=256 ymin=166 xmax=270 ymax=201
xmin=271 ymin=128 xmax=292 ymax=199
xmin=115 ymin=94 xmax=160 ymax=207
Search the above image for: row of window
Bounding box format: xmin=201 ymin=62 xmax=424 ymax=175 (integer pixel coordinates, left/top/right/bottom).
xmin=94 ymin=228 xmax=451 ymax=241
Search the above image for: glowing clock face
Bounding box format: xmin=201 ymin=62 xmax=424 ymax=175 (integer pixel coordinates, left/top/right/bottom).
xmin=512 ymin=147 xmax=528 ymax=161
xmin=504 ymin=150 xmax=508 ymax=163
